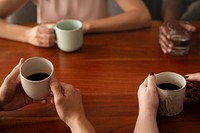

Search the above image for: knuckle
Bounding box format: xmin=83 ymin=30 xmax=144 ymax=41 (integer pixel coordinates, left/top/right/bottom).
xmin=55 ymin=97 xmax=63 ymax=105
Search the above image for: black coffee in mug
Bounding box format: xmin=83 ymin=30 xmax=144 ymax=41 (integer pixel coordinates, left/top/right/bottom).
xmin=157 ymin=83 xmax=180 ymax=90
xmin=26 ymin=73 xmax=49 ymax=81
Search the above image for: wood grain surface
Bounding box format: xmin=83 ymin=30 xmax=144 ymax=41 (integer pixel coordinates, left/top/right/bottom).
xmin=0 ymin=21 xmax=200 ymax=133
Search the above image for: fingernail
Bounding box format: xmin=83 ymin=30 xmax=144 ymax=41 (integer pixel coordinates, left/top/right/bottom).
xmin=149 ymin=72 xmax=154 ymax=76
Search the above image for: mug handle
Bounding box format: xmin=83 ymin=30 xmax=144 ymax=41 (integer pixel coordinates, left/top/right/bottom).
xmin=48 ymin=25 xmax=57 ymax=44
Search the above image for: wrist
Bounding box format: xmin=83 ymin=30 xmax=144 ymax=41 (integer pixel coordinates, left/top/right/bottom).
xmin=139 ymin=107 xmax=158 ymax=118
xmin=24 ymin=27 xmax=32 ymax=44
xmin=66 ymin=114 xmax=90 ymax=132
xmin=164 ymin=17 xmax=178 ymax=23
xmin=65 ymin=114 xmax=87 ymax=128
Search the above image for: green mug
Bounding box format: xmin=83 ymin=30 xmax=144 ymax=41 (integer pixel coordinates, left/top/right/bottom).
xmin=53 ymin=19 xmax=83 ymax=52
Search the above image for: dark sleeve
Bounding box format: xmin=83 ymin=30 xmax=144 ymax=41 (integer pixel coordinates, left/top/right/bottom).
xmin=162 ymin=0 xmax=188 ymax=22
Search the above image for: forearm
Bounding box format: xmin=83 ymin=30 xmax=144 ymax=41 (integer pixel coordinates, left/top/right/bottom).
xmin=163 ymin=0 xmax=187 ymax=22
xmin=134 ymin=110 xmax=159 ymax=133
xmin=0 ymin=19 xmax=30 ymax=43
xmin=66 ymin=115 xmax=96 ymax=133
xmin=84 ymin=11 xmax=151 ymax=33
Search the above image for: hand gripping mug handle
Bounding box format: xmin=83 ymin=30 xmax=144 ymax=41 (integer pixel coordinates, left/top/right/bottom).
xmin=48 ymin=25 xmax=57 ymax=44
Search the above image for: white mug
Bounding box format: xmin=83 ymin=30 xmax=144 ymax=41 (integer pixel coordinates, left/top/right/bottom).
xmin=156 ymin=72 xmax=186 ymax=116
xmin=53 ymin=19 xmax=83 ymax=52
xmin=20 ymin=57 xmax=54 ymax=100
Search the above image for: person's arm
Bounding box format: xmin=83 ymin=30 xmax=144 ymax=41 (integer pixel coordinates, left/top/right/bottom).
xmin=134 ymin=73 xmax=159 ymax=133
xmin=134 ymin=110 xmax=159 ymax=133
xmin=0 ymin=0 xmax=55 ymax=47
xmin=83 ymin=0 xmax=151 ymax=33
xmin=186 ymin=73 xmax=200 ymax=82
xmin=50 ymin=77 xmax=96 ymax=133
xmin=162 ymin=0 xmax=187 ymax=22
xmin=159 ymin=0 xmax=196 ymax=54
xmin=67 ymin=115 xmax=96 ymax=133
xmin=0 ymin=0 xmax=30 ymax=43
xmin=0 ymin=19 xmax=32 ymax=43
xmin=0 ymin=58 xmax=43 ymax=111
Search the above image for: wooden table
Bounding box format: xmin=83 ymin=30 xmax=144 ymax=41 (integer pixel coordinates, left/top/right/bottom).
xmin=0 ymin=21 xmax=200 ymax=133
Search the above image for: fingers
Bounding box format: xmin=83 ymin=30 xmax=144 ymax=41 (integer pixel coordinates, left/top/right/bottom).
xmin=139 ymin=73 xmax=156 ymax=91
xmin=159 ymin=35 xmax=173 ymax=54
xmin=180 ymin=22 xmax=197 ymax=33
xmin=159 ymin=25 xmax=173 ymax=54
xmin=189 ymin=25 xmax=197 ymax=32
xmin=18 ymin=58 xmax=25 ymax=65
xmin=49 ymin=76 xmax=78 ymax=102
xmin=147 ymin=72 xmax=156 ymax=89
xmin=5 ymin=58 xmax=24 ymax=82
xmin=36 ymin=25 xmax=56 ymax=47
xmin=50 ymin=76 xmax=63 ymax=98
xmin=185 ymin=73 xmax=200 ymax=82
xmin=60 ymin=82 xmax=75 ymax=95
xmin=185 ymin=24 xmax=197 ymax=32
xmin=139 ymin=76 xmax=148 ymax=88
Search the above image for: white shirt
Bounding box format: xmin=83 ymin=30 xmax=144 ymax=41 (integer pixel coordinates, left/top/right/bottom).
xmin=33 ymin=0 xmax=109 ymax=23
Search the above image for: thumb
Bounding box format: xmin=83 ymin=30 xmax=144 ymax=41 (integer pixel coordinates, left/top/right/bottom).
xmin=190 ymin=25 xmax=197 ymax=32
xmin=148 ymin=72 xmax=157 ymax=89
xmin=186 ymin=73 xmax=200 ymax=82
xmin=50 ymin=76 xmax=63 ymax=98
xmin=182 ymin=23 xmax=197 ymax=32
xmin=186 ymin=24 xmax=196 ymax=32
xmin=6 ymin=58 xmax=24 ymax=81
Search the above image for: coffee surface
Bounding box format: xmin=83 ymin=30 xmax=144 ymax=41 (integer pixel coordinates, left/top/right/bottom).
xmin=26 ymin=73 xmax=49 ymax=81
xmin=157 ymin=83 xmax=180 ymax=90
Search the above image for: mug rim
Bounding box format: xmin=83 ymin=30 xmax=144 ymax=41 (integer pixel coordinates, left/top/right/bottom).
xmin=20 ymin=57 xmax=54 ymax=83
xmin=55 ymin=19 xmax=82 ymax=32
xmin=155 ymin=72 xmax=186 ymax=91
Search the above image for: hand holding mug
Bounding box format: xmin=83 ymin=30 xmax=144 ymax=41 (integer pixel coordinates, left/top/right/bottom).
xmin=50 ymin=77 xmax=96 ymax=133
xmin=135 ymin=73 xmax=159 ymax=133
xmin=186 ymin=73 xmax=200 ymax=82
xmin=50 ymin=77 xmax=85 ymax=123
xmin=156 ymin=72 xmax=186 ymax=116
xmin=0 ymin=59 xmax=35 ymax=111
xmin=51 ymin=19 xmax=83 ymax=52
xmin=27 ymin=24 xmax=56 ymax=47
xmin=20 ymin=57 xmax=54 ymax=100
xmin=185 ymin=73 xmax=200 ymax=102
xmin=137 ymin=73 xmax=159 ymax=116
